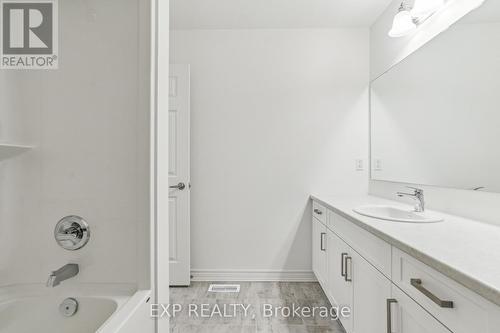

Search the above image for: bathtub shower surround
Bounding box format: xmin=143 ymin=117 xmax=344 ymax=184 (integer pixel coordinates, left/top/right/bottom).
xmin=0 ymin=0 xmax=150 ymax=286
xmin=0 ymin=0 xmax=156 ymax=331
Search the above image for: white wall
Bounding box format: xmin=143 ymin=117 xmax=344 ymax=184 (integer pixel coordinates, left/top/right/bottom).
xmin=369 ymin=0 xmax=500 ymax=225
xmin=0 ymin=0 xmax=151 ymax=287
xmin=170 ymin=29 xmax=369 ymax=275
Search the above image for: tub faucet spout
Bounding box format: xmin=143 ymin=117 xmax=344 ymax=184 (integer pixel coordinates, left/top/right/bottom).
xmin=46 ymin=264 xmax=79 ymax=287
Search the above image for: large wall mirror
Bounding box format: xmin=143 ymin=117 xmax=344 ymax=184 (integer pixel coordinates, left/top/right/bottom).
xmin=370 ymin=0 xmax=500 ymax=193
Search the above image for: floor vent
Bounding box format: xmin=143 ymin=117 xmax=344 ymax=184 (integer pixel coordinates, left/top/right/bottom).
xmin=208 ymin=284 xmax=241 ymax=293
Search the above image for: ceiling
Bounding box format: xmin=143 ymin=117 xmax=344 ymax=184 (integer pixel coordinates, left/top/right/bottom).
xmin=170 ymin=0 xmax=395 ymax=29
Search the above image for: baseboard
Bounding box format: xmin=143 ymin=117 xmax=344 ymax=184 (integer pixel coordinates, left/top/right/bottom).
xmin=190 ymin=269 xmax=317 ymax=282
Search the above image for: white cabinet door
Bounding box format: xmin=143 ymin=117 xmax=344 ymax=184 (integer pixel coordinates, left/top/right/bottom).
xmin=327 ymin=230 xmax=353 ymax=333
xmin=352 ymin=251 xmax=392 ymax=333
xmin=390 ymin=285 xmax=452 ymax=333
xmin=312 ymin=218 xmax=327 ymax=287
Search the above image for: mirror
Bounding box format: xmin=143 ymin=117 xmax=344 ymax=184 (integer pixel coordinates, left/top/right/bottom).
xmin=370 ymin=0 xmax=500 ymax=192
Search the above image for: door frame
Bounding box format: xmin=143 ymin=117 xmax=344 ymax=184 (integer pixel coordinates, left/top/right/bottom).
xmin=151 ymin=0 xmax=170 ymax=332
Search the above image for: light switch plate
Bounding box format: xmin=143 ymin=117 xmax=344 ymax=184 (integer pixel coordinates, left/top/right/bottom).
xmin=355 ymin=159 xmax=364 ymax=171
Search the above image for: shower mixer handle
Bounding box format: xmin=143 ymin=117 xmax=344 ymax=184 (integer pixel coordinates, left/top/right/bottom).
xmin=54 ymin=216 xmax=90 ymax=251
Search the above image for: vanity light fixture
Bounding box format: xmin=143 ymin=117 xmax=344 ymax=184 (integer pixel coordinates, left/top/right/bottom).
xmin=388 ymin=0 xmax=446 ymax=38
xmin=388 ymin=2 xmax=417 ymax=37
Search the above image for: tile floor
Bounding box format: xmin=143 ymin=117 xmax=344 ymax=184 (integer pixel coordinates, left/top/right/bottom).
xmin=169 ymin=282 xmax=346 ymax=333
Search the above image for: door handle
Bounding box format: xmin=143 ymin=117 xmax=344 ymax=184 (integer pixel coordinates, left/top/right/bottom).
xmin=169 ymin=182 xmax=186 ymax=190
xmin=386 ymin=299 xmax=397 ymax=333
xmin=410 ymin=279 xmax=454 ymax=308
xmin=341 ymin=253 xmax=348 ymax=277
xmin=320 ymin=233 xmax=326 ymax=251
xmin=344 ymin=256 xmax=352 ymax=282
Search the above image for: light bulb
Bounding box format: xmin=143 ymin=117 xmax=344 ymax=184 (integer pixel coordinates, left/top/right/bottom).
xmin=388 ymin=10 xmax=417 ymax=37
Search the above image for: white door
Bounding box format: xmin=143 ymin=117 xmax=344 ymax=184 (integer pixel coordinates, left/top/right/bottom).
xmin=168 ymin=64 xmax=191 ymax=286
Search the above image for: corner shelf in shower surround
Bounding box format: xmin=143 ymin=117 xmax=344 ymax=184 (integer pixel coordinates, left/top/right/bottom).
xmin=0 ymin=143 xmax=32 ymax=161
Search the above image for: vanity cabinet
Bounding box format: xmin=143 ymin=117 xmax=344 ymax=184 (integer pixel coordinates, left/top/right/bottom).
xmin=311 ymin=198 xmax=500 ymax=333
xmin=312 ymin=215 xmax=327 ymax=288
xmin=326 ymin=228 xmax=392 ymax=333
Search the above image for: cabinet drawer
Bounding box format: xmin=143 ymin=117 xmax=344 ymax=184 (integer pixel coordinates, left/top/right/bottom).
xmin=312 ymin=201 xmax=327 ymax=224
xmin=328 ymin=211 xmax=391 ymax=278
xmin=391 ymin=284 xmax=452 ymax=333
xmin=392 ymin=248 xmax=499 ymax=333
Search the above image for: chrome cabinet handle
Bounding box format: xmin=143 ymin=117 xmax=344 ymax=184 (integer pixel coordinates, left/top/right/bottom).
xmin=320 ymin=233 xmax=326 ymax=251
xmin=344 ymin=256 xmax=352 ymax=282
xmin=169 ymin=182 xmax=186 ymax=190
xmin=341 ymin=253 xmax=348 ymax=277
xmin=410 ymin=279 xmax=454 ymax=308
xmin=313 ymin=209 xmax=323 ymax=215
xmin=386 ymin=299 xmax=397 ymax=333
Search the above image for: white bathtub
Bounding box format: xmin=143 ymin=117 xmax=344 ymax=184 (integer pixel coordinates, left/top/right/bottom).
xmin=0 ymin=284 xmax=151 ymax=333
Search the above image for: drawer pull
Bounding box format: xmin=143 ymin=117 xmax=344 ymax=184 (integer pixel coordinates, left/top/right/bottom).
xmin=345 ymin=256 xmax=352 ymax=282
xmin=314 ymin=209 xmax=323 ymax=215
xmin=386 ymin=299 xmax=397 ymax=333
xmin=320 ymin=232 xmax=326 ymax=251
xmin=410 ymin=279 xmax=454 ymax=308
xmin=341 ymin=253 xmax=347 ymax=277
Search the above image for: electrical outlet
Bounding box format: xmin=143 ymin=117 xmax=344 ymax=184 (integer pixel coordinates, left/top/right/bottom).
xmin=355 ymin=159 xmax=364 ymax=171
xmin=374 ymin=159 xmax=382 ymax=171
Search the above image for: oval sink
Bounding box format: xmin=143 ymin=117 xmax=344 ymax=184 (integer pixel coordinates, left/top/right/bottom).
xmin=353 ymin=205 xmax=443 ymax=223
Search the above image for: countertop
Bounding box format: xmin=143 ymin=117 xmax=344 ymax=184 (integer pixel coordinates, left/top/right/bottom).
xmin=311 ymin=194 xmax=500 ymax=307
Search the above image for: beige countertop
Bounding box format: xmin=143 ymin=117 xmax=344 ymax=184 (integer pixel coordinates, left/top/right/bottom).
xmin=311 ymin=194 xmax=500 ymax=307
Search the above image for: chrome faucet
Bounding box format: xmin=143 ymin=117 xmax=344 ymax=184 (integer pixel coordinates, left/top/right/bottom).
xmin=46 ymin=264 xmax=79 ymax=287
xmin=397 ymin=187 xmax=425 ymax=212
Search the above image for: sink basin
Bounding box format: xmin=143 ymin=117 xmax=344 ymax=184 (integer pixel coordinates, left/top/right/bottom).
xmin=353 ymin=205 xmax=443 ymax=223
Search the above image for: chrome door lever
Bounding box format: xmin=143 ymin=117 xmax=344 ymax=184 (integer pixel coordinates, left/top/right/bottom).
xmin=170 ymin=182 xmax=186 ymax=190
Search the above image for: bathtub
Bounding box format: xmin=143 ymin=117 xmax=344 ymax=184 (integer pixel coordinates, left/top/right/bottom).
xmin=0 ymin=284 xmax=152 ymax=333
